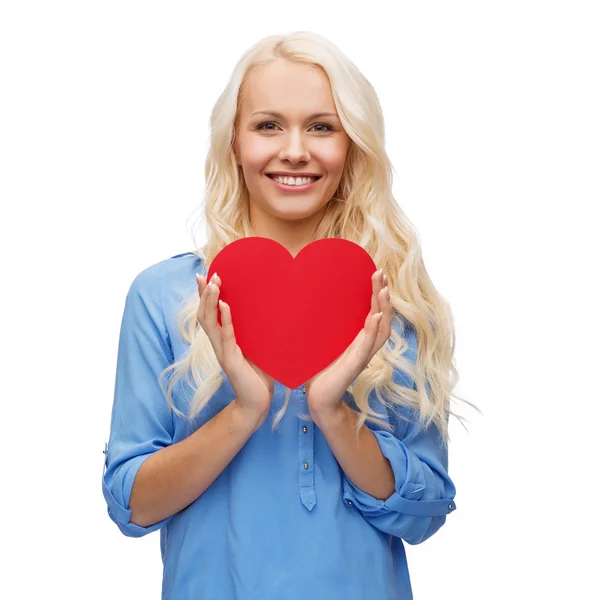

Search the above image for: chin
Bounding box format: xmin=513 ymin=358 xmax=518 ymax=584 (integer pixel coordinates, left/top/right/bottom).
xmin=270 ymin=202 xmax=322 ymax=219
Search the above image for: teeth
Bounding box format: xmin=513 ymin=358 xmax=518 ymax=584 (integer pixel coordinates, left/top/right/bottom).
xmin=271 ymin=175 xmax=317 ymax=186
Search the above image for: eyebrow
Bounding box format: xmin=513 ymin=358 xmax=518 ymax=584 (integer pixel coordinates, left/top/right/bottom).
xmin=251 ymin=110 xmax=340 ymax=120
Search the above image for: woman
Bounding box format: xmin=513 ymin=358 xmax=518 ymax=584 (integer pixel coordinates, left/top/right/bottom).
xmin=102 ymin=30 xmax=466 ymax=600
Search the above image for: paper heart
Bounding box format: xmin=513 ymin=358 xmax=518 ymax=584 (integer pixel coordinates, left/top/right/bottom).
xmin=206 ymin=237 xmax=377 ymax=389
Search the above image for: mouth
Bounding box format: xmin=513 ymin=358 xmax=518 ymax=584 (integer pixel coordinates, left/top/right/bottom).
xmin=266 ymin=174 xmax=323 ymax=192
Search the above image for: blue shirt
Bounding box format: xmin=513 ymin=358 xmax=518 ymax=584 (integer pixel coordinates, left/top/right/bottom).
xmin=102 ymin=251 xmax=457 ymax=600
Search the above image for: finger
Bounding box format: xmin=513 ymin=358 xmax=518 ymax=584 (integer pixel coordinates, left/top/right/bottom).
xmin=357 ymin=310 xmax=382 ymax=364
xmin=218 ymin=300 xmax=236 ymax=356
xmin=364 ymin=312 xmax=384 ymax=364
xmin=204 ymin=274 xmax=220 ymax=329
xmin=370 ymin=305 xmax=384 ymax=339
xmin=370 ymin=269 xmax=382 ymax=316
xmin=372 ymin=269 xmax=392 ymax=345
xmin=377 ymin=285 xmax=393 ymax=342
xmin=200 ymin=275 xmax=224 ymax=357
xmin=198 ymin=273 xmax=218 ymax=325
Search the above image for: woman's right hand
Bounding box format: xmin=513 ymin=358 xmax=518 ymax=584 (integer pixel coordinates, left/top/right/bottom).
xmin=196 ymin=272 xmax=275 ymax=428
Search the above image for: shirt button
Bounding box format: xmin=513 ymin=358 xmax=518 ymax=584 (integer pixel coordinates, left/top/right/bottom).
xmin=304 ymin=462 xmax=309 ymax=469
xmin=347 ymin=500 xmax=353 ymax=505
xmin=448 ymin=503 xmax=454 ymax=510
xmin=302 ymin=426 xmax=308 ymax=433
xmin=302 ymin=385 xmax=306 ymax=393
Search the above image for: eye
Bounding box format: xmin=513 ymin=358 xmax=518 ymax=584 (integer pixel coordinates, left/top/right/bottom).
xmin=312 ymin=123 xmax=334 ymax=133
xmin=256 ymin=122 xmax=334 ymax=133
xmin=256 ymin=121 xmax=279 ymax=131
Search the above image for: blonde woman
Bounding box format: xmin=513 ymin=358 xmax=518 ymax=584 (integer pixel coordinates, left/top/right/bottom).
xmin=102 ymin=31 xmax=469 ymax=600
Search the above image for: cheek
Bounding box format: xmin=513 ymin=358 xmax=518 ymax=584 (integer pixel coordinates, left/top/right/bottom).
xmin=241 ymin=138 xmax=275 ymax=170
xmin=317 ymin=141 xmax=349 ymax=172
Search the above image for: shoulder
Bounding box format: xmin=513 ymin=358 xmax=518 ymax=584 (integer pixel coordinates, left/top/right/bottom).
xmin=127 ymin=251 xmax=205 ymax=304
xmin=160 ymin=250 xmax=205 ymax=286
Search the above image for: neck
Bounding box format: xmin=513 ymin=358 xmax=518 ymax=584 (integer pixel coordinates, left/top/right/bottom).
xmin=249 ymin=206 xmax=325 ymax=258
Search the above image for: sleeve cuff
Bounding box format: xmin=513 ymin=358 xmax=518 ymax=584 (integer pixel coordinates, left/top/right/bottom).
xmin=102 ymin=453 xmax=171 ymax=537
xmin=342 ymin=429 xmax=457 ymax=517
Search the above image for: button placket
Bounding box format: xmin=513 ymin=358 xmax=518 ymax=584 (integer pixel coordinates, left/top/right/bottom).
xmin=298 ymin=384 xmax=316 ymax=510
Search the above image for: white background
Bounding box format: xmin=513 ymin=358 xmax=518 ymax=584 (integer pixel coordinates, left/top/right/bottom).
xmin=2 ymin=1 xmax=598 ymax=598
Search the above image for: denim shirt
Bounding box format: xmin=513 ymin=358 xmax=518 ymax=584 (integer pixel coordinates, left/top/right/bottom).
xmin=102 ymin=251 xmax=457 ymax=600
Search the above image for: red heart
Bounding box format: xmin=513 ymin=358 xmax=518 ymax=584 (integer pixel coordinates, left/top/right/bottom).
xmin=206 ymin=237 xmax=377 ymax=389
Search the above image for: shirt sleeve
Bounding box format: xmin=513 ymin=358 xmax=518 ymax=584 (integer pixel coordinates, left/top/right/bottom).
xmin=101 ymin=262 xmax=176 ymax=537
xmin=342 ymin=324 xmax=457 ymax=545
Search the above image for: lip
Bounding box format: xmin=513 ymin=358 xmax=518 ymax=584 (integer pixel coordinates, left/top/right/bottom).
xmin=267 ymin=172 xmax=322 ymax=178
xmin=266 ymin=174 xmax=322 ymax=193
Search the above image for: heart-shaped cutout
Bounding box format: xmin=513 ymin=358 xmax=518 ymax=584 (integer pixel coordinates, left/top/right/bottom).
xmin=206 ymin=237 xmax=377 ymax=389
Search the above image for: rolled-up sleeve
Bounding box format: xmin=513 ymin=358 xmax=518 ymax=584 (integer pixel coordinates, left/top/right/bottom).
xmin=342 ymin=324 xmax=457 ymax=545
xmin=102 ymin=263 xmax=175 ymax=537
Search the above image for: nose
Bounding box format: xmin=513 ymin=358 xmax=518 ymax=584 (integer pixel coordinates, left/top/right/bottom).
xmin=278 ymin=128 xmax=311 ymax=164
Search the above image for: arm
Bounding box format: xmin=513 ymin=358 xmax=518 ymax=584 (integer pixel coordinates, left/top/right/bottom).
xmin=326 ymin=325 xmax=457 ymax=545
xmin=313 ymin=403 xmax=396 ymax=501
xmin=101 ymin=263 xmax=266 ymax=537
xmin=128 ymin=399 xmax=263 ymax=528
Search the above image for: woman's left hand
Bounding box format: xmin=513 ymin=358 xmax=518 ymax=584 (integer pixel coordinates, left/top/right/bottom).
xmin=305 ymin=269 xmax=392 ymax=419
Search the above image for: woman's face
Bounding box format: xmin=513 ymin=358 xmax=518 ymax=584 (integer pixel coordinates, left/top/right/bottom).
xmin=234 ymin=59 xmax=351 ymax=240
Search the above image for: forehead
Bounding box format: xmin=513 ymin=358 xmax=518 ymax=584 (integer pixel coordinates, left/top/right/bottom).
xmin=240 ymin=60 xmax=337 ymax=117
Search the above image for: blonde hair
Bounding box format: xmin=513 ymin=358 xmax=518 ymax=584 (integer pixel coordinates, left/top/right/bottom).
xmin=159 ymin=31 xmax=477 ymax=445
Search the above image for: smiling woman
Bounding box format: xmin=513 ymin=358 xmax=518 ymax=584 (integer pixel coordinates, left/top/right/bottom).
xmin=232 ymin=59 xmax=351 ymax=240
xmin=102 ymin=29 xmax=470 ymax=600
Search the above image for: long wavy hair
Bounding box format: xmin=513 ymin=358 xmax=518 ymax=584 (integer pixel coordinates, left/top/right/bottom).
xmin=159 ymin=31 xmax=477 ymax=445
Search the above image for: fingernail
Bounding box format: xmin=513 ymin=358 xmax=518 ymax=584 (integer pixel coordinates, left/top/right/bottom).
xmin=211 ymin=272 xmax=218 ymax=282
xmin=384 ymin=286 xmax=390 ymax=300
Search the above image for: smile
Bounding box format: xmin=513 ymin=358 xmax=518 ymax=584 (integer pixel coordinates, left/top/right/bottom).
xmin=266 ymin=174 xmax=322 ymax=192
